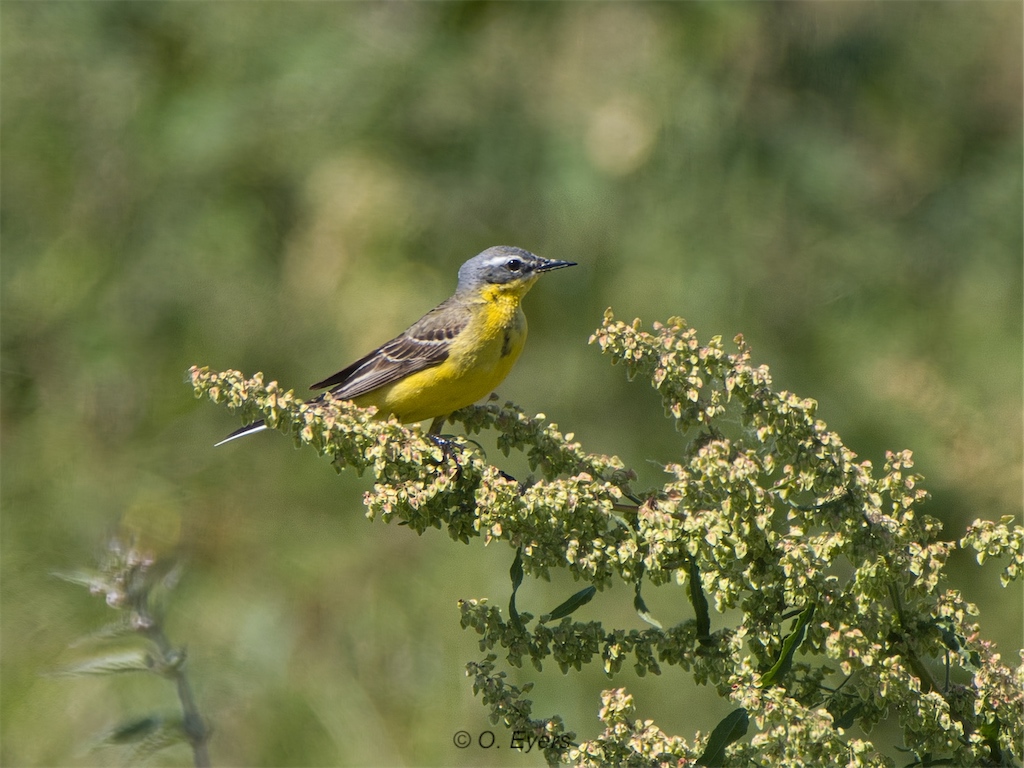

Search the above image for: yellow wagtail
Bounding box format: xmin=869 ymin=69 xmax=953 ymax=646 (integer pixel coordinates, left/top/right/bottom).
xmin=217 ymin=246 xmax=576 ymax=445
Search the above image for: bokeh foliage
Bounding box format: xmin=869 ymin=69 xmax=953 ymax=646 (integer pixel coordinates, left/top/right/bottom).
xmin=2 ymin=3 xmax=1021 ymax=766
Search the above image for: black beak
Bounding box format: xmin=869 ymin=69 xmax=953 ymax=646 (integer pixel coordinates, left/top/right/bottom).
xmin=535 ymin=258 xmax=577 ymax=273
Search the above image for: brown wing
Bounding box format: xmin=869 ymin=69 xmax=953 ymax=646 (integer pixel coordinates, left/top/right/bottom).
xmin=310 ymin=296 xmax=471 ymax=399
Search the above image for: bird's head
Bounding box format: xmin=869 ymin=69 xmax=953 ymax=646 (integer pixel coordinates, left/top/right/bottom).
xmin=456 ymin=246 xmax=576 ymax=296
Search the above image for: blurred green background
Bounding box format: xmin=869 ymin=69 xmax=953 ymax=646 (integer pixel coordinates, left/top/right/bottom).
xmin=3 ymin=3 xmax=1021 ymax=766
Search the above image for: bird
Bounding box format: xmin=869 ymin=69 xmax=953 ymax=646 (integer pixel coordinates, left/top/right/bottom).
xmin=216 ymin=246 xmax=576 ymax=446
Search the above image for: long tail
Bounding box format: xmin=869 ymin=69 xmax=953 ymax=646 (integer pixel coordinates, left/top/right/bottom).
xmin=215 ymin=420 xmax=268 ymax=447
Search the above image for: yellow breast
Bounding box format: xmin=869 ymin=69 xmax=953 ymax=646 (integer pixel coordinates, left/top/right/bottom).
xmin=354 ymin=286 xmax=529 ymax=423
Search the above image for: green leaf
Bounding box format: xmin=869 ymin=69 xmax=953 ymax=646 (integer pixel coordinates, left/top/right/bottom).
xmin=67 ymin=620 xmax=134 ymax=649
xmin=977 ymin=720 xmax=1000 ymax=742
xmin=761 ymin=603 xmax=815 ymax=687
xmin=51 ymin=650 xmax=152 ymax=677
xmin=689 ymin=559 xmax=711 ymax=642
xmin=697 ymin=707 xmax=749 ymax=767
xmin=509 ymin=547 xmax=524 ymax=591
xmin=933 ymin=617 xmax=960 ymax=652
xmin=509 ymin=548 xmax=524 ymax=632
xmin=98 ymin=714 xmax=188 ymax=763
xmin=51 ymin=569 xmax=105 ymax=591
xmin=832 ymin=703 xmax=862 ymax=730
xmin=542 ymin=586 xmax=597 ymax=623
xmin=103 ymin=715 xmax=165 ymax=744
xmin=634 ymin=579 xmax=662 ymax=629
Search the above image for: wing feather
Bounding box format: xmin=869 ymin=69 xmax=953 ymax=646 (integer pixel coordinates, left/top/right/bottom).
xmin=310 ymin=297 xmax=470 ymax=400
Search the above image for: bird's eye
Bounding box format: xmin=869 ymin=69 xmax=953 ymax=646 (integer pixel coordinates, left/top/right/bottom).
xmin=505 ymin=258 xmax=523 ymax=272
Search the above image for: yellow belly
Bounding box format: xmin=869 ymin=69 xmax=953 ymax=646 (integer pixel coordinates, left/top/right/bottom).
xmin=353 ymin=295 xmax=528 ymax=423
